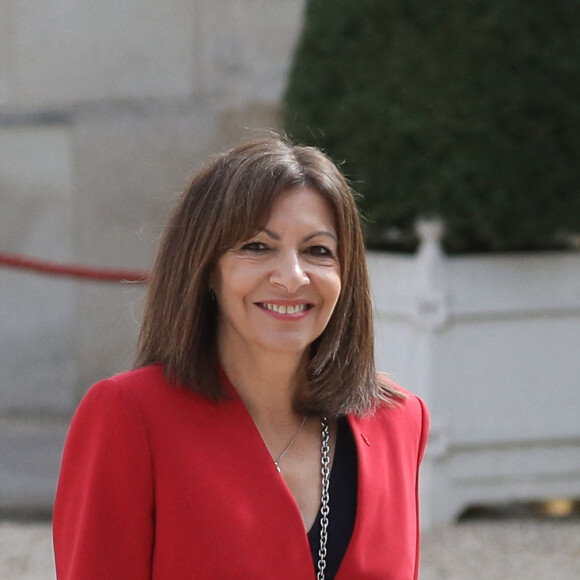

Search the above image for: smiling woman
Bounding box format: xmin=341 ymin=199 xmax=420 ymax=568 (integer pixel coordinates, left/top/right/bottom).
xmin=53 ymin=135 xmax=429 ymax=580
xmin=134 ymin=135 xmax=388 ymax=415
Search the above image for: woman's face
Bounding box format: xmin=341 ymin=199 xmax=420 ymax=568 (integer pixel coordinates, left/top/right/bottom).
xmin=213 ymin=186 xmax=341 ymax=359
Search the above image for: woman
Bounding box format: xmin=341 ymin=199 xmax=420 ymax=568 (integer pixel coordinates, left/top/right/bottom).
xmin=53 ymin=136 xmax=429 ymax=579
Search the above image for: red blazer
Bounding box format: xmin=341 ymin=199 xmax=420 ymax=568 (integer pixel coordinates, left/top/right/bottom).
xmin=53 ymin=365 xmax=429 ymax=579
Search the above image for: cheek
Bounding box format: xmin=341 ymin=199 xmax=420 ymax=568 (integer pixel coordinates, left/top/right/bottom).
xmin=214 ymin=266 xmax=255 ymax=314
xmin=212 ymin=270 xmax=232 ymax=315
xmin=323 ymin=270 xmax=342 ymax=309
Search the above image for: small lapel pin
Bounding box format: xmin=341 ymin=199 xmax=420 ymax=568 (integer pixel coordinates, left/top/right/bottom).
xmin=360 ymin=433 xmax=371 ymax=446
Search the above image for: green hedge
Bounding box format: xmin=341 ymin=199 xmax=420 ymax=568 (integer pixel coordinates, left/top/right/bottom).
xmin=284 ymin=0 xmax=580 ymax=252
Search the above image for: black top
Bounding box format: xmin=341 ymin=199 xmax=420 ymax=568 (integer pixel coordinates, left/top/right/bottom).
xmin=307 ymin=418 xmax=358 ymax=579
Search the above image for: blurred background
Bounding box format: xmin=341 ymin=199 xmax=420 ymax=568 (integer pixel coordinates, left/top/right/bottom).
xmin=1 ymin=1 xmax=579 ymax=578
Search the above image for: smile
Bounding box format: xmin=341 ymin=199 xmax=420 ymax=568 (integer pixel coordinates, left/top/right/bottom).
xmin=259 ymin=303 xmax=311 ymax=315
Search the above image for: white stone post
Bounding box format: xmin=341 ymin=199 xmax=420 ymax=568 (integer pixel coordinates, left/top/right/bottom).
xmin=412 ymin=218 xmax=450 ymax=529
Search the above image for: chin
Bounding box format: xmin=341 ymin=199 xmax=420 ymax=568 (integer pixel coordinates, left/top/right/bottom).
xmin=256 ymin=337 xmax=312 ymax=357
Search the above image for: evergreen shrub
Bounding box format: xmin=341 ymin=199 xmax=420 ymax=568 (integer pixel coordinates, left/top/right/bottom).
xmin=284 ymin=0 xmax=580 ymax=252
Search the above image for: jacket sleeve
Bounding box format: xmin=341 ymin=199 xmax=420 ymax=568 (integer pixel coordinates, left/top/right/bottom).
xmin=53 ymin=379 xmax=154 ymax=579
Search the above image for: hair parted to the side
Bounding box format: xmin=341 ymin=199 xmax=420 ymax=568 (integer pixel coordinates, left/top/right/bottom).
xmin=135 ymin=134 xmax=404 ymax=416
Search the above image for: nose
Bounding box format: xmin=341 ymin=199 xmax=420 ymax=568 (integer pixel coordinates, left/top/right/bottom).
xmin=269 ymin=251 xmax=310 ymax=294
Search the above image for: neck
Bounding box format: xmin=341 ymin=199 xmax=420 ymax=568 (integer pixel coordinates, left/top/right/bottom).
xmin=218 ymin=342 xmax=308 ymax=426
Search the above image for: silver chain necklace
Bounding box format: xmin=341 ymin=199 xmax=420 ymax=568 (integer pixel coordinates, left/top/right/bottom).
xmin=317 ymin=416 xmax=330 ymax=580
xmin=273 ymin=415 xmax=330 ymax=578
xmin=274 ymin=415 xmax=308 ymax=473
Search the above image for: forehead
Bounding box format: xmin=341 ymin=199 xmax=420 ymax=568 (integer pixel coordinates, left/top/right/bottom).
xmin=264 ymin=186 xmax=337 ymax=232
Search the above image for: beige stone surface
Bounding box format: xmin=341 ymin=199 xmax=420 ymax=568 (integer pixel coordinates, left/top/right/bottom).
xmin=0 ymin=419 xmax=67 ymax=513
xmin=0 ymin=126 xmax=74 ymax=260
xmin=12 ymin=0 xmax=196 ymax=106
xmin=420 ymin=520 xmax=580 ymax=580
xmin=0 ymin=267 xmax=78 ymax=412
xmin=238 ymin=0 xmax=305 ymax=102
xmin=70 ymin=104 xmax=219 ymax=270
xmin=0 ymin=0 xmax=15 ymax=106
xmin=0 ymin=126 xmax=77 ymax=413
xmin=196 ymin=0 xmax=305 ymax=102
xmin=3 ymin=0 xmax=306 ymax=108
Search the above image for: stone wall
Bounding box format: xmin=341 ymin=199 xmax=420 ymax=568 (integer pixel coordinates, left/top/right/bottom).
xmin=0 ymin=0 xmax=305 ymax=513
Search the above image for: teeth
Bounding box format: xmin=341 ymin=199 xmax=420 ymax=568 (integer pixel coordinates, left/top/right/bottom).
xmin=264 ymin=303 xmax=308 ymax=314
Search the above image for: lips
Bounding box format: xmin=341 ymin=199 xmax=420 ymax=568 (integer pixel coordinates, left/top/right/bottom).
xmin=257 ymin=302 xmax=313 ymax=315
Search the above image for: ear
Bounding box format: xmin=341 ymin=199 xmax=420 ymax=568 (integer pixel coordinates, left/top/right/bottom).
xmin=207 ymin=268 xmax=218 ymax=300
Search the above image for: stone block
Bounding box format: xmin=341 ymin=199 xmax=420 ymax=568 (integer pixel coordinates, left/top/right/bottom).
xmin=0 ymin=0 xmax=15 ymax=106
xmin=0 ymin=418 xmax=68 ymax=512
xmin=196 ymin=0 xmax=305 ymax=102
xmin=71 ymin=102 xmax=221 ymax=269
xmin=436 ymin=316 xmax=580 ymax=444
xmin=239 ymin=0 xmax=305 ymax=102
xmin=0 ymin=270 xmax=78 ymax=413
xmin=12 ymin=0 xmax=196 ymax=107
xmin=0 ymin=127 xmax=74 ymax=260
xmin=0 ymin=126 xmax=77 ymax=413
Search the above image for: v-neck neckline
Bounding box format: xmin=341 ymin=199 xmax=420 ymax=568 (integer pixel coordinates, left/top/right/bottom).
xmin=218 ymin=365 xmax=319 ymax=527
xmin=217 ymin=365 xmax=366 ymax=578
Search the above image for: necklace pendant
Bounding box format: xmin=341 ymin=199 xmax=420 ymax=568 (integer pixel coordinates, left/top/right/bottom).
xmin=272 ymin=415 xmax=308 ymax=472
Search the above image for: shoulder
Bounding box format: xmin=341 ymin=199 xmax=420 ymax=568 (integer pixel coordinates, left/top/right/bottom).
xmin=60 ymin=369 xmax=171 ymax=468
xmin=377 ymin=373 xmax=428 ymax=421
xmin=74 ymin=364 xmax=218 ymax=434
xmin=96 ymin=364 xmax=168 ymax=392
xmin=69 ymin=365 xmax=173 ymax=429
xmin=380 ymin=386 xmax=428 ymax=429
xmin=80 ymin=364 xmax=170 ymax=406
xmin=354 ymin=377 xmax=430 ymax=461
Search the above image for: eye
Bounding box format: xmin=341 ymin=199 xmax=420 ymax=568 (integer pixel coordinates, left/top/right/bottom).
xmin=307 ymin=245 xmax=334 ymax=257
xmin=240 ymin=241 xmax=269 ymax=252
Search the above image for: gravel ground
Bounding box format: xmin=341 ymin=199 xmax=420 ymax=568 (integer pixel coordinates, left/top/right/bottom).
xmin=0 ymin=522 xmax=54 ymax=580
xmin=1 ymin=518 xmax=579 ymax=579
xmin=420 ymin=519 xmax=580 ymax=580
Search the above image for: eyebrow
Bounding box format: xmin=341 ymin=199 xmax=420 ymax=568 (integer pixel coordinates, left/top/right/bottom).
xmin=262 ymin=228 xmax=338 ymax=243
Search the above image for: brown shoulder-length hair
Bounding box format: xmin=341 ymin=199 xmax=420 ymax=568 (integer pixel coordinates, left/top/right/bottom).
xmin=135 ymin=135 xmax=403 ymax=416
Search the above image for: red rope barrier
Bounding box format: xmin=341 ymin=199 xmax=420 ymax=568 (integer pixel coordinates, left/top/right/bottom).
xmin=0 ymin=251 xmax=149 ymax=283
